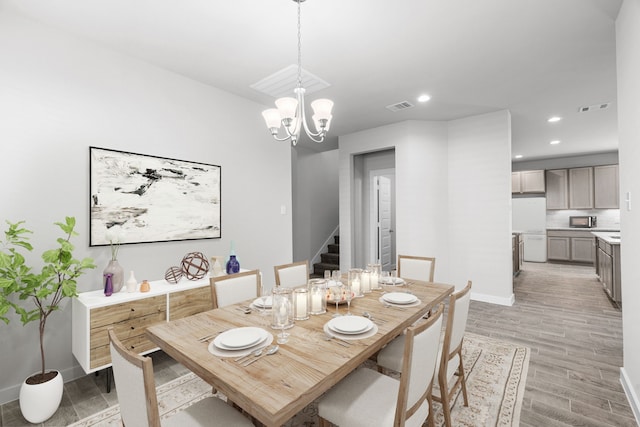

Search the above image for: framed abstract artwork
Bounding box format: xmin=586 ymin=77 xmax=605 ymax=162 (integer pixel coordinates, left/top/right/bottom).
xmin=89 ymin=146 xmax=221 ymax=246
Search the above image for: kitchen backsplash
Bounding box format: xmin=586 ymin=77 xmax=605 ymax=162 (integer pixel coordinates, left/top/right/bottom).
xmin=546 ymin=209 xmax=621 ymax=229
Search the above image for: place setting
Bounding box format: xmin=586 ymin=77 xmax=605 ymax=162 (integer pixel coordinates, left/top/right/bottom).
xmin=207 ymin=326 xmax=274 ymax=358
xmin=323 ymin=315 xmax=378 ymax=341
xmin=379 ymin=291 xmax=422 ymax=308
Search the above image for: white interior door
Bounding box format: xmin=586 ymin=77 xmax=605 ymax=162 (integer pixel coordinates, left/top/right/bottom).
xmin=377 ymin=176 xmax=393 ymax=270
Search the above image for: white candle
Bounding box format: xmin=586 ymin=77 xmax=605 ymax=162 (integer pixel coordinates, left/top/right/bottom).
xmin=371 ymin=272 xmax=379 ymax=289
xmin=361 ymin=272 xmax=371 ymax=293
xmin=295 ymin=293 xmax=308 ymax=318
xmin=311 ymin=292 xmax=322 ymax=312
xmin=352 ymin=278 xmax=361 ymax=296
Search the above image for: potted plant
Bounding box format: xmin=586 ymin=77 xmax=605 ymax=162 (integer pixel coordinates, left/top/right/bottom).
xmin=0 ymin=217 xmax=96 ymax=423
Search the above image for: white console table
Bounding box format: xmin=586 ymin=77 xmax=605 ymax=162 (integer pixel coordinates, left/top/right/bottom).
xmin=72 ymin=276 xmax=214 ymax=374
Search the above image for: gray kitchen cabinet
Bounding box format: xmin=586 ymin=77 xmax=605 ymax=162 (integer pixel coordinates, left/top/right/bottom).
xmin=594 ymin=164 xmax=619 ymax=208
xmin=569 ymin=167 xmax=594 ymax=209
xmin=547 ymin=230 xmax=596 ymax=264
xmin=546 ymin=169 xmax=569 ymax=209
xmin=571 ymin=237 xmax=596 ymax=263
xmin=595 ymin=236 xmax=621 ymax=305
xmin=547 ymin=236 xmax=571 ymax=261
xmin=512 ymin=170 xmax=545 ymax=194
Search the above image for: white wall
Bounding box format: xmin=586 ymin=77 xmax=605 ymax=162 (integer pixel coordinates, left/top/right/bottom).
xmin=616 ymin=0 xmax=640 ymax=421
xmin=339 ymin=115 xmax=513 ymax=303
xmin=448 ymin=111 xmax=514 ymax=303
xmin=0 ymin=11 xmax=292 ymax=404
xmin=339 ymin=121 xmax=451 ymax=280
xmin=292 ymin=146 xmax=339 ymax=266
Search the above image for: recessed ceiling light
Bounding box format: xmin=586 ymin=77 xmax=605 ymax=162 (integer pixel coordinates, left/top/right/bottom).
xmin=514 ymin=154 xmax=523 ymax=159
xmin=417 ymin=94 xmax=431 ymax=103
xmin=547 ymin=116 xmax=562 ymax=123
xmin=550 ymin=140 xmax=561 ymax=145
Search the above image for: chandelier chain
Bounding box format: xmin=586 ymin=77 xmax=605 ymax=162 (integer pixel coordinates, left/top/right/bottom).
xmin=297 ymin=0 xmax=302 ymax=89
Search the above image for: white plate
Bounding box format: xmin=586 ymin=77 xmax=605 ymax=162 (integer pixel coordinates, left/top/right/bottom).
xmin=382 ymin=292 xmax=418 ymax=305
xmin=380 ymin=277 xmax=406 ymax=285
xmin=252 ymin=296 xmax=273 ymax=308
xmin=209 ymin=334 xmax=274 ymax=358
xmin=214 ymin=327 xmax=267 ymax=350
xmin=327 ymin=316 xmax=373 ymax=334
xmin=323 ymin=323 xmax=378 ymax=341
xmin=378 ymin=296 xmax=422 ymax=308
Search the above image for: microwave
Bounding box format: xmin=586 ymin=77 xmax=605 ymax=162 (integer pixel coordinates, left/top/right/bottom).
xmin=570 ymin=216 xmax=597 ymax=228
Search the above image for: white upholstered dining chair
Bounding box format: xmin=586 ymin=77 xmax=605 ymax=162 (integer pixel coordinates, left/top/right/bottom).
xmin=274 ymin=260 xmax=309 ymax=288
xmin=397 ymin=254 xmax=436 ymax=282
xmin=376 ymin=281 xmax=472 ymax=427
xmin=107 ymin=329 xmax=253 ymax=427
xmin=209 ymin=269 xmax=261 ymax=309
xmin=317 ymin=303 xmax=445 ymax=427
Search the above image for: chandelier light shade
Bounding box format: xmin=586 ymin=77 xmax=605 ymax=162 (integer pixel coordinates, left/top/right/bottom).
xmin=262 ymin=0 xmax=334 ymax=146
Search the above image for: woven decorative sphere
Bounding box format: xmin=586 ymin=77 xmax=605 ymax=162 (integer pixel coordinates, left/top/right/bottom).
xmin=181 ymin=252 xmax=210 ymax=280
xmin=165 ymin=266 xmax=183 ymax=284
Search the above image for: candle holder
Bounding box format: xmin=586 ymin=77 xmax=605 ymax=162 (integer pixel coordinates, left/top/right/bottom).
xmin=308 ymin=279 xmax=327 ymax=315
xmin=293 ymin=288 xmax=309 ymax=320
xmin=368 ymin=263 xmax=382 ymax=290
xmin=271 ymin=287 xmax=294 ymax=331
xmin=348 ymin=268 xmax=363 ymax=298
xmin=361 ymin=269 xmax=372 ymax=294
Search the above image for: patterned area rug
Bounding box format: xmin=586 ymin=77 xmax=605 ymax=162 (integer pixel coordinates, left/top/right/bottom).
xmin=70 ymin=332 xmax=529 ymax=427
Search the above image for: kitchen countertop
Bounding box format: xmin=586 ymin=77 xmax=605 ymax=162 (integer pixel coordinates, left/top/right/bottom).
xmin=591 ymin=231 xmax=621 ymax=245
xmin=547 ymin=227 xmax=620 ymax=232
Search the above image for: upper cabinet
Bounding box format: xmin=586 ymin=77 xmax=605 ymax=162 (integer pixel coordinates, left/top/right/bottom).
xmin=546 ymin=169 xmax=569 ymax=209
xmin=594 ymin=165 xmax=619 ymax=209
xmin=512 ymin=170 xmax=545 ymax=194
xmin=569 ymin=167 xmax=594 ymax=209
xmin=546 ymin=165 xmax=619 ymax=210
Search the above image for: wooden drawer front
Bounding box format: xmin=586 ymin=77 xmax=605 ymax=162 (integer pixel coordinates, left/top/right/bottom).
xmin=169 ymin=287 xmax=213 ymax=320
xmin=90 ymin=311 xmax=167 ymax=349
xmin=90 ymin=295 xmax=167 ymax=329
xmin=547 ymin=230 xmax=595 ymax=238
xmin=90 ymin=334 xmax=158 ymax=369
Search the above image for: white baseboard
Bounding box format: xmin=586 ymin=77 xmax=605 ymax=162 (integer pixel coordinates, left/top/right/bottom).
xmin=0 ymin=364 xmax=90 ymax=406
xmin=620 ymin=367 xmax=640 ymax=425
xmin=470 ymin=291 xmax=515 ymax=306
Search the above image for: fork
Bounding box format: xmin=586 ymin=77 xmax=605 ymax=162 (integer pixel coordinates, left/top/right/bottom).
xmin=198 ymin=328 xmax=230 ymax=342
xmin=382 ymin=302 xmax=407 ymax=311
xmin=323 ymin=333 xmax=350 ymax=347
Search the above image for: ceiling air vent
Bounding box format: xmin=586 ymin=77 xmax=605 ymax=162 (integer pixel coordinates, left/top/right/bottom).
xmin=386 ymin=101 xmax=415 ymax=112
xmin=579 ymin=102 xmax=611 ymax=113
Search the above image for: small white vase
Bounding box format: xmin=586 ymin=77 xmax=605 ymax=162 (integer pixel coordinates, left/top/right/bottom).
xmin=19 ymin=370 xmax=63 ymax=423
xmin=126 ymin=270 xmax=137 ymax=292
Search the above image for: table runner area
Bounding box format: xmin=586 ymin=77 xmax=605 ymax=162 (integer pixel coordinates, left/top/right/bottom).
xmin=69 ymin=332 xmax=529 ymax=427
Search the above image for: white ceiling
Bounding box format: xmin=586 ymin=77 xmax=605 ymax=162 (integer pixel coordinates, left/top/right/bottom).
xmin=2 ymin=0 xmax=622 ymax=159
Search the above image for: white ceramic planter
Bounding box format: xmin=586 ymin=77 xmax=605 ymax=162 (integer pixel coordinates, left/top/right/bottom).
xmin=19 ymin=370 xmax=63 ymax=423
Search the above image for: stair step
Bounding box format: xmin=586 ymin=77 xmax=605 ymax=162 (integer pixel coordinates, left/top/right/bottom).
xmin=333 ymin=235 xmax=340 ymax=245
xmin=328 ymin=244 xmax=340 ymax=254
xmin=321 ymin=253 xmax=339 ymax=264
xmin=313 ymin=262 xmax=340 ymax=277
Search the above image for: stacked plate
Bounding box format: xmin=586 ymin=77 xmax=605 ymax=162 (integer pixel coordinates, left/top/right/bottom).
xmin=251 ymin=296 xmax=273 ymax=310
xmin=208 ymin=327 xmax=273 ymax=357
xmin=379 ymin=277 xmax=406 ymax=286
xmin=324 ymin=316 xmax=377 ymax=340
xmin=380 ymin=292 xmax=421 ymax=307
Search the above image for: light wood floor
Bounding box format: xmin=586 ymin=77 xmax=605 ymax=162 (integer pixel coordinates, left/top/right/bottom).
xmin=1 ymin=262 xmax=636 ymax=426
xmin=467 ymin=261 xmax=636 ymax=427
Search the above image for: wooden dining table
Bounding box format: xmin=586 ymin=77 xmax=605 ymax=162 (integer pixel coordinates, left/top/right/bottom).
xmin=146 ymin=279 xmax=454 ymax=427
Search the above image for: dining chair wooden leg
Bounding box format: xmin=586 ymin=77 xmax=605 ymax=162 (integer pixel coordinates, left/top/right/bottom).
xmin=458 ymin=349 xmax=469 ymax=407
xmin=318 ymin=416 xmax=331 ymax=427
xmin=441 ymin=394 xmax=452 ymax=427
xmin=427 ymin=394 xmax=435 ymax=427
